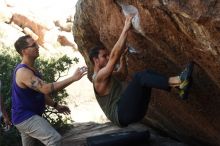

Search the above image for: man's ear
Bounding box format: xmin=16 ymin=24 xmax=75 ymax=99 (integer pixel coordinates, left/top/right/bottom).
xmin=21 ymin=49 xmax=26 ymax=56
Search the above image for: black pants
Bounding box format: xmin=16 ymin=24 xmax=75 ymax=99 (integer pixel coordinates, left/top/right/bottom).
xmin=118 ymin=70 xmax=171 ymax=127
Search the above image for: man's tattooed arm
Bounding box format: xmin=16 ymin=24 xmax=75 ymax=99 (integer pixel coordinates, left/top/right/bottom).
xmin=30 ymin=77 xmax=47 ymax=92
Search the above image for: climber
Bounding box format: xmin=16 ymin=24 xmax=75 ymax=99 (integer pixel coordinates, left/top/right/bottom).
xmin=89 ymin=15 xmax=194 ymax=127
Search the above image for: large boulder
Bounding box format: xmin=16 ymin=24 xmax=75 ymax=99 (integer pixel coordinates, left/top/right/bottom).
xmin=11 ymin=8 xmax=55 ymax=45
xmin=73 ymin=0 xmax=220 ymax=145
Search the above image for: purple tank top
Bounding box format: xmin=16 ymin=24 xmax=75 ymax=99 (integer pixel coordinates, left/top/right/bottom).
xmin=11 ymin=64 xmax=45 ymax=125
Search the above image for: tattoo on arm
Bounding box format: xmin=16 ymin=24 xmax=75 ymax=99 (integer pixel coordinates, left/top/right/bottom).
xmin=30 ymin=77 xmax=44 ymax=92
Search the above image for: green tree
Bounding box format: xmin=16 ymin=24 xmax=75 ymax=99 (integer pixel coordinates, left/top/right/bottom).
xmin=0 ymin=44 xmax=78 ymax=146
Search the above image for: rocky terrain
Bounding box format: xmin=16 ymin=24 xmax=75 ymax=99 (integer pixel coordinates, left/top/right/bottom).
xmin=73 ymin=0 xmax=220 ymax=145
xmin=1 ymin=0 xmax=220 ymax=145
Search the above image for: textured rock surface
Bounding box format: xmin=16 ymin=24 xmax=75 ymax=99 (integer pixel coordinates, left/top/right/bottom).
xmin=73 ymin=0 xmax=220 ymax=145
xmin=1 ymin=0 xmax=77 ymax=50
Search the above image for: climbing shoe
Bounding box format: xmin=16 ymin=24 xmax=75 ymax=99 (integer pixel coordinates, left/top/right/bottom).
xmin=179 ymin=78 xmax=193 ymax=100
xmin=178 ymin=62 xmax=194 ymax=100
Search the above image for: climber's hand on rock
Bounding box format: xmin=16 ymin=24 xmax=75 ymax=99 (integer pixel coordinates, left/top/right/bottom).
xmin=124 ymin=15 xmax=133 ymax=31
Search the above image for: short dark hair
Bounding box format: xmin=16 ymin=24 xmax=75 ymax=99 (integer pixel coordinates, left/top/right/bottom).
xmin=89 ymin=46 xmax=106 ymax=64
xmin=14 ymin=35 xmax=32 ymax=55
